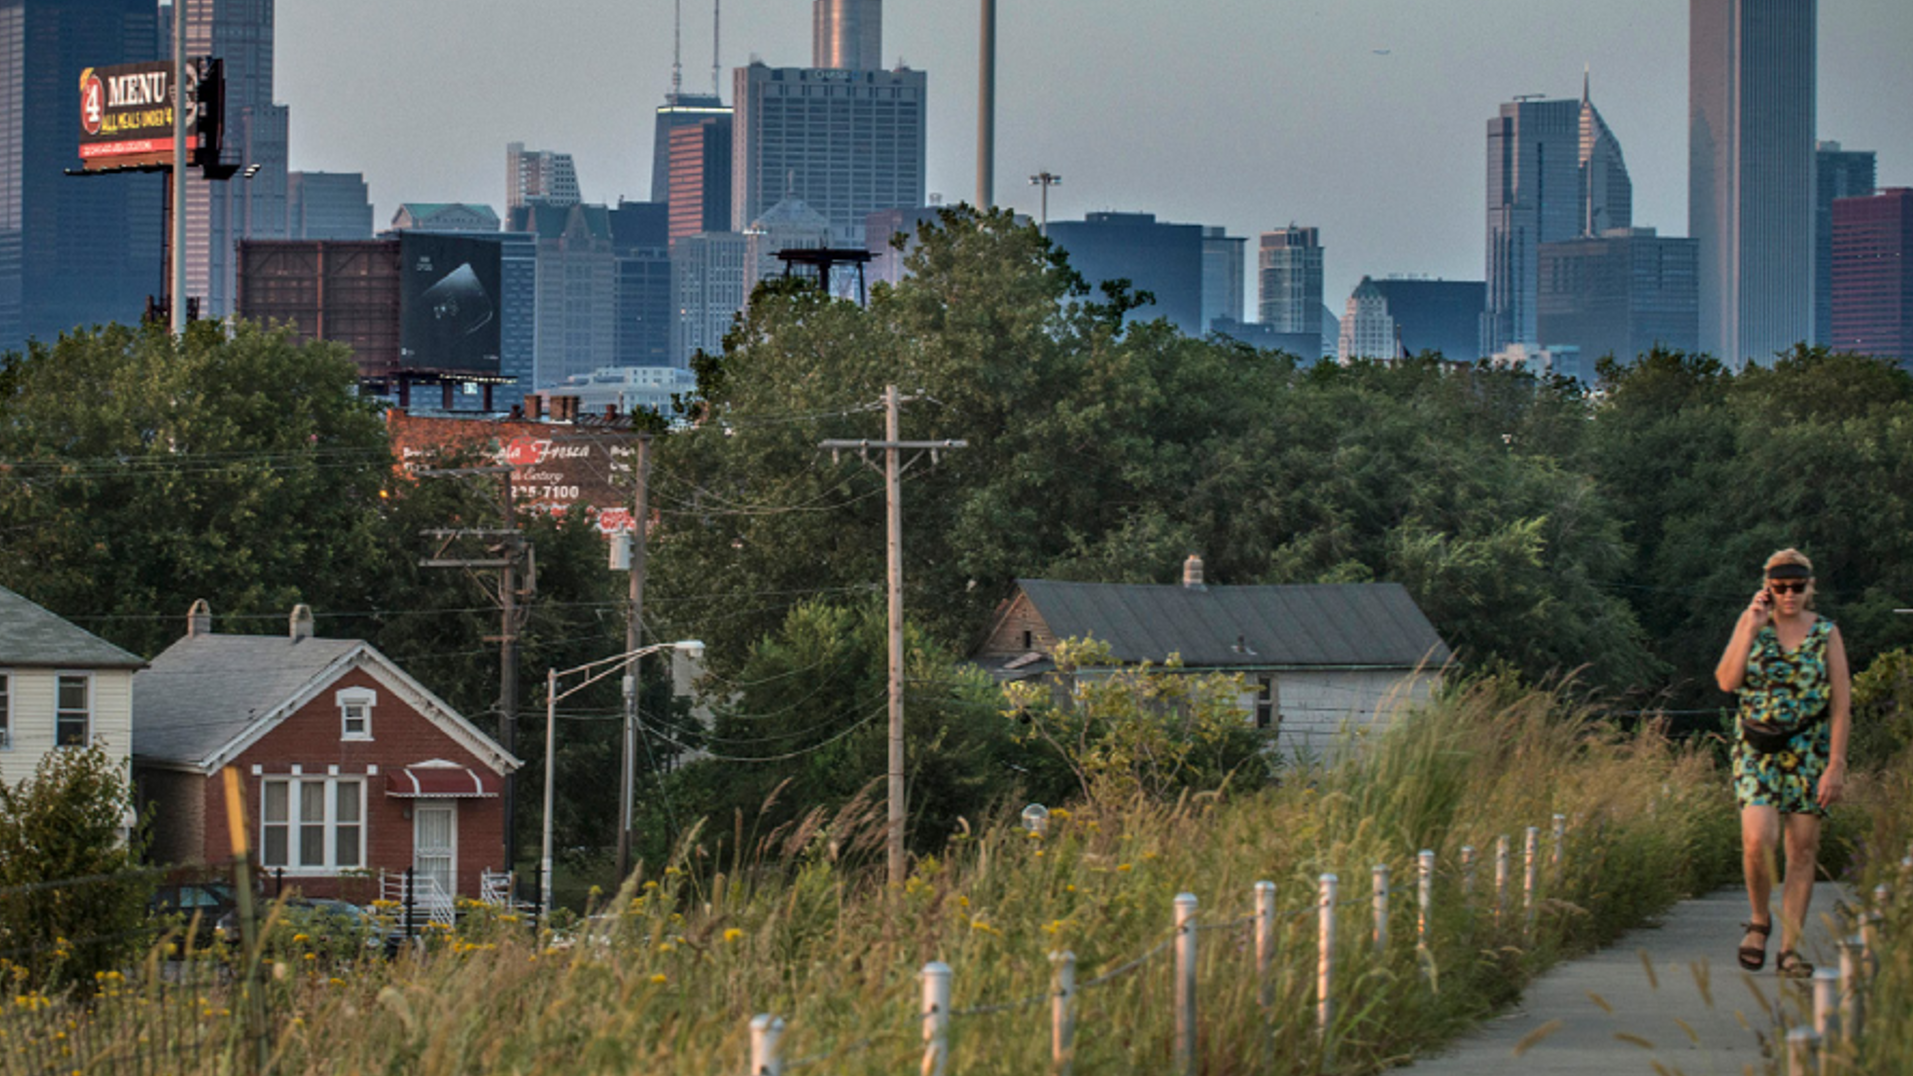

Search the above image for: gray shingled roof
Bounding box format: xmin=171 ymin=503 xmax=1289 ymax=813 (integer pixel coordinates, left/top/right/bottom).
xmin=0 ymin=586 xmax=145 ymax=669
xmin=132 ymin=634 xmax=363 ymax=767
xmin=1017 ymin=579 xmax=1450 ymax=669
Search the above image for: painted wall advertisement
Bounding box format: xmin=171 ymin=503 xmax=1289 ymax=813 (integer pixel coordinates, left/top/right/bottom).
xmin=387 ymin=412 xmax=639 ymax=535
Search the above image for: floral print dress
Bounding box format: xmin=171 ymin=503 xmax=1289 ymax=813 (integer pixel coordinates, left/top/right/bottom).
xmin=1733 ymin=617 xmax=1835 ymax=816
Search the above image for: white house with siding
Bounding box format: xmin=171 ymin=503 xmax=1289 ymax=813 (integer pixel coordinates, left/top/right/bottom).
xmin=973 ymin=557 xmax=1451 ymax=759
xmin=0 ymin=585 xmax=145 ymax=788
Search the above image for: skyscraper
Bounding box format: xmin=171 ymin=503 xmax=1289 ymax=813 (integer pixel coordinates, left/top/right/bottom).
xmin=1579 ymin=77 xmax=1633 ymax=237
xmin=506 ymin=143 xmax=580 ymax=209
xmin=1201 ymin=227 xmax=1245 ymax=331
xmin=178 ymin=0 xmax=290 ymax=319
xmin=1814 ymin=142 xmax=1876 ymax=346
xmin=1257 ymin=227 xmax=1323 ymax=338
xmin=812 ymin=0 xmax=881 ymax=70
xmin=1484 ymin=83 xmax=1631 ymax=357
xmin=667 ymin=119 xmax=732 ymax=244
xmin=287 ymin=172 xmax=372 ymax=240
xmin=731 ymin=62 xmax=926 ymax=246
xmin=1046 ymin=212 xmax=1213 ymax=336
xmin=1538 ymin=228 xmax=1699 ymax=365
xmin=650 ymin=93 xmax=731 ymax=203
xmin=1831 ymin=188 xmax=1912 ymax=365
xmin=0 ymin=0 xmax=161 ymax=351
xmin=1690 ymin=0 xmax=1816 ymax=368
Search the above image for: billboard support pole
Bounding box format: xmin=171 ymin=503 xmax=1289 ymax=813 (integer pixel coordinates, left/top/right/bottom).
xmin=170 ymin=1 xmax=186 ymax=336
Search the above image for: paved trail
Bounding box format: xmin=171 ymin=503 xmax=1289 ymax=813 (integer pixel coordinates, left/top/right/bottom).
xmin=1401 ymin=882 xmax=1851 ymax=1076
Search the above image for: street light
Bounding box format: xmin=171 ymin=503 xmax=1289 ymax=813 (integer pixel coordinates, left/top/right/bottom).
xmin=541 ymin=639 xmax=704 ymax=922
xmin=1029 ymin=171 xmax=1062 ymax=237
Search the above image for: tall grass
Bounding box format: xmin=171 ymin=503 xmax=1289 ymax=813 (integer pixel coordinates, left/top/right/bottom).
xmin=8 ymin=680 xmax=1740 ymax=1074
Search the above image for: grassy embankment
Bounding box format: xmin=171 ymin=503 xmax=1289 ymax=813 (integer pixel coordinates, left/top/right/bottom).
xmin=13 ymin=681 xmax=1749 ymax=1074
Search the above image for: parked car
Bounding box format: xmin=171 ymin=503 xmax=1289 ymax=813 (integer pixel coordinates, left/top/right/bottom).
xmin=148 ymin=879 xmax=242 ymax=948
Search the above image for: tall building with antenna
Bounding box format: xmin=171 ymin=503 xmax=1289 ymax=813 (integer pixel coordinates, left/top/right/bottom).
xmin=649 ymin=0 xmax=731 ymax=238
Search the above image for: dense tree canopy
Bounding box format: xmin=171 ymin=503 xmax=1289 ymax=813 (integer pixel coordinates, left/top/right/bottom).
xmin=7 ymin=214 xmax=1913 ymax=875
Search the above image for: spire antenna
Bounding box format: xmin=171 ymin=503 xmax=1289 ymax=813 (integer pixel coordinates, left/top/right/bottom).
xmin=712 ymin=0 xmax=722 ymax=97
xmin=671 ymin=0 xmax=682 ymax=97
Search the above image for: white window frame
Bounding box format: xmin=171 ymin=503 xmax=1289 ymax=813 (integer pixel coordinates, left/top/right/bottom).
xmin=0 ymin=671 xmax=11 ymax=750
xmin=336 ymin=687 xmax=376 ymax=742
xmin=55 ymin=672 xmax=91 ymax=748
xmin=259 ymin=775 xmax=366 ymax=874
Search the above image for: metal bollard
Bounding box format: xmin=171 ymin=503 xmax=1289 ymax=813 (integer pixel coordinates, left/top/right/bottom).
xmin=1523 ymin=826 xmax=1540 ymax=939
xmin=748 ymin=1014 xmax=785 ymax=1076
xmin=1812 ymin=967 xmax=1839 ymax=1044
xmin=1373 ymin=865 xmax=1390 ymax=958
xmin=1318 ymin=874 xmax=1337 ymax=1055
xmin=1840 ymin=936 xmax=1865 ymax=1042
xmin=1495 ymin=835 xmax=1511 ymax=928
xmin=1550 ymin=813 xmax=1566 ymax=887
xmin=1174 ymin=893 xmax=1198 ymax=1076
xmin=1786 ymin=1026 xmax=1818 ymax=1076
xmin=921 ymin=961 xmax=952 ymax=1076
xmin=1417 ymin=850 xmax=1435 ymax=951
xmin=1255 ymin=881 xmax=1277 ymax=1011
xmin=1050 ymin=950 xmax=1076 ymax=1076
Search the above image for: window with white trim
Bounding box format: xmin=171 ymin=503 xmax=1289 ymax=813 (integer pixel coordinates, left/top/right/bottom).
xmin=0 ymin=672 xmax=11 ymax=750
xmin=336 ymin=687 xmax=375 ymax=741
xmin=260 ymin=776 xmax=364 ymax=871
xmin=55 ymin=674 xmax=90 ymax=747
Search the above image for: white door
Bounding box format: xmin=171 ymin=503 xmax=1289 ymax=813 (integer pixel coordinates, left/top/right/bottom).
xmin=413 ymin=803 xmax=457 ymax=914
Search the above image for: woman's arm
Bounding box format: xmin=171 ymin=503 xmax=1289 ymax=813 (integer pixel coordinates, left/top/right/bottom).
xmin=1819 ymin=625 xmax=1852 ymax=808
xmin=1715 ymin=589 xmax=1772 ymax=692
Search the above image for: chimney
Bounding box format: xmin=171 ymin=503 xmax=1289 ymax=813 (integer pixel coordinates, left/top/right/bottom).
xmin=524 ymin=394 xmax=544 ymax=420
xmin=188 ymin=598 xmax=212 ymax=637
xmin=289 ymin=604 xmax=314 ymax=641
xmin=1183 ymin=554 xmax=1206 ymax=590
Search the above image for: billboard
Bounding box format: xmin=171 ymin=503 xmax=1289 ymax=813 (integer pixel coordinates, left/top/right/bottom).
xmin=386 ymin=412 xmax=640 ymax=533
xmin=398 ymin=234 xmax=505 ymax=375
xmin=76 ymin=58 xmax=223 ymax=173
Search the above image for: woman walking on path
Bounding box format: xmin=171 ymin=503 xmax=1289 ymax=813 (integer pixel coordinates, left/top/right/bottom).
xmin=1715 ymin=548 xmax=1851 ymax=978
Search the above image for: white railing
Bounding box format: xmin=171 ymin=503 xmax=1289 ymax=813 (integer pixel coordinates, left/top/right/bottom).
xmin=377 ymin=868 xmax=455 ymax=927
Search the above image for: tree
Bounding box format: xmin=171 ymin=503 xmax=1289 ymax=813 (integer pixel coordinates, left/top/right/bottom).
xmin=635 ymin=599 xmax=1015 ymax=869
xmin=0 ymin=321 xmax=390 ymax=656
xmin=0 ymin=746 xmax=153 ymax=993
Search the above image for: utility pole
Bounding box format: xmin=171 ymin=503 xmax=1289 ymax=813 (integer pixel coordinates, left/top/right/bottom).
xmin=821 ymin=386 xmax=966 ymax=888
xmin=616 ymin=433 xmax=653 ymax=881
xmin=419 ymin=466 xmax=533 ymax=872
xmin=169 ymin=0 xmax=186 ymax=334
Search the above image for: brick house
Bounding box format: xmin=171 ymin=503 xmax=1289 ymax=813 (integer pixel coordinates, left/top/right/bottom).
xmin=973 ymin=557 xmax=1452 ymax=758
xmin=132 ymin=601 xmax=519 ymax=904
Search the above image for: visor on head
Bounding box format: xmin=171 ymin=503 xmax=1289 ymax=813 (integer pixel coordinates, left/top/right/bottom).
xmin=1765 ymin=564 xmax=1811 ymax=581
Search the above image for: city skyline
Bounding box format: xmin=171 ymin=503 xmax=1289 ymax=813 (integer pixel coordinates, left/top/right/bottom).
xmin=275 ymin=0 xmax=1911 ymax=327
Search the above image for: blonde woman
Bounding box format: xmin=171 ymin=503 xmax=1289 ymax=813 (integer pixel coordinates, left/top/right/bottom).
xmin=1715 ymin=548 xmax=1851 ymax=978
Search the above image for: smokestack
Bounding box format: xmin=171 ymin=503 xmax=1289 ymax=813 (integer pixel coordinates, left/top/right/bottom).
xmin=812 ymin=0 xmax=881 ymax=70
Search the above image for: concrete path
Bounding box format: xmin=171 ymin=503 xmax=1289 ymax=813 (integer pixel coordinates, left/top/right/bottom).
xmin=1402 ymin=883 xmax=1852 ymax=1076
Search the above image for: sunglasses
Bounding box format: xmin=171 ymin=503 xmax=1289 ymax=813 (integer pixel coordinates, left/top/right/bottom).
xmin=1767 ymin=580 xmax=1810 ymax=594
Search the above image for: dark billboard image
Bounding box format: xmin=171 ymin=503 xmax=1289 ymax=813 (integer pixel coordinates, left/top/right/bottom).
xmin=77 ymin=58 xmax=221 ymax=173
xmin=399 ymin=234 xmax=504 ymax=375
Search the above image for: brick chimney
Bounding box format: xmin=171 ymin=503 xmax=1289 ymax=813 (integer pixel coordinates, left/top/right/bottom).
xmin=1183 ymin=554 xmax=1207 ymax=590
xmin=289 ymin=604 xmax=314 ymax=641
xmin=523 ymin=394 xmax=544 ymax=420
xmin=188 ymin=598 xmax=212 ymax=637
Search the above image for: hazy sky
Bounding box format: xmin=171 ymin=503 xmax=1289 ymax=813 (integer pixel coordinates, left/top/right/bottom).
xmin=278 ymin=0 xmax=1912 ymax=317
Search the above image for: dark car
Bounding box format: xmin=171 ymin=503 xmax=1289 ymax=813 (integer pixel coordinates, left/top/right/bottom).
xmin=149 ymin=879 xmax=242 ymax=948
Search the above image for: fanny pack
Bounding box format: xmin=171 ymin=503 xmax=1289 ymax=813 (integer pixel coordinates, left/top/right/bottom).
xmin=1740 ymin=708 xmax=1826 ymax=754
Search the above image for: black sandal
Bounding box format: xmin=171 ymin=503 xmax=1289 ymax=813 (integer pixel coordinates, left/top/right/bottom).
xmin=1775 ymin=949 xmax=1813 ymax=979
xmin=1738 ymin=920 xmax=1772 ymax=971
